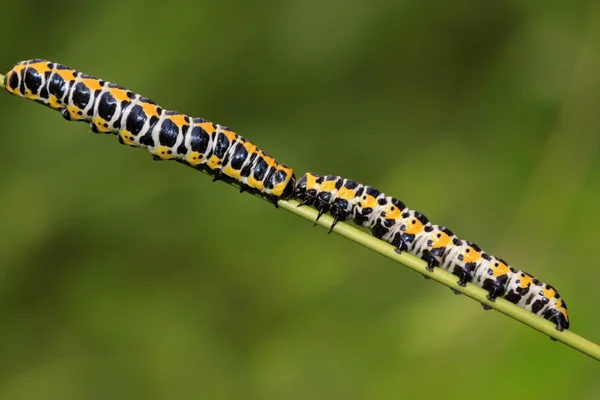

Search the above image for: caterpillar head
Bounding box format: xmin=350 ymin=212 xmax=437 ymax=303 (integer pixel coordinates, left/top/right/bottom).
xmin=4 ymin=62 xmax=26 ymax=96
xmin=544 ymin=294 xmax=569 ymax=331
xmin=294 ymin=173 xmax=321 ymax=200
xmin=6 ymin=60 xmax=53 ymax=101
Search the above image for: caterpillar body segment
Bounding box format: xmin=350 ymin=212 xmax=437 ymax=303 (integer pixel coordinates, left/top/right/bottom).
xmin=472 ymin=254 xmax=512 ymax=303
xmin=294 ymin=172 xmax=570 ymax=331
xmin=3 ymin=59 xmax=295 ymax=205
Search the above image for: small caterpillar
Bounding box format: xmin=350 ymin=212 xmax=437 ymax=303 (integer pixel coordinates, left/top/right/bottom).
xmin=294 ymin=172 xmax=570 ymax=331
xmin=3 ymin=59 xmax=295 ymax=205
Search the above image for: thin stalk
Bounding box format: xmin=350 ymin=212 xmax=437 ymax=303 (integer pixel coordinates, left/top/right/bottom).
xmin=279 ymin=199 xmax=600 ymax=361
xmin=2 ymin=70 xmax=599 ymax=361
xmin=185 ymin=164 xmax=600 ymax=361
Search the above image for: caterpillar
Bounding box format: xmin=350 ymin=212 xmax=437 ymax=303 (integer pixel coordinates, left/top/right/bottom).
xmin=3 ymin=59 xmax=295 ymax=206
xmin=294 ymin=172 xmax=570 ymax=332
xmin=3 ymin=59 xmax=569 ymax=331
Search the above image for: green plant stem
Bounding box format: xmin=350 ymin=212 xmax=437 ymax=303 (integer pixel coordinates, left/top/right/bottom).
xmin=2 ymin=70 xmax=599 ymax=361
xmin=278 ymin=199 xmax=600 ymax=361
xmin=183 ymin=164 xmax=599 ymax=361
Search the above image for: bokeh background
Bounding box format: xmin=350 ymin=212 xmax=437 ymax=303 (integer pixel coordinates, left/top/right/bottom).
xmin=1 ymin=0 xmax=599 ymax=398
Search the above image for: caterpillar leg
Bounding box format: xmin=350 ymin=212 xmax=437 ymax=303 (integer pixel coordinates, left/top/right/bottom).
xmin=117 ymin=135 xmax=136 ymax=147
xmin=297 ymin=198 xmax=311 ymax=207
xmin=327 ymin=209 xmax=349 ymax=234
xmin=456 ymin=272 xmax=470 ymax=287
xmin=486 ymin=286 xmax=502 ymax=302
xmin=327 ymin=216 xmax=339 ymax=234
xmin=314 ymin=208 xmax=326 ymax=226
xmin=212 ymin=170 xmax=223 ymax=182
xmin=551 ymin=315 xmax=568 ymax=332
xmin=393 ymin=240 xmax=408 ymax=255
xmin=425 ymin=256 xmax=437 ymax=272
xmin=60 ymin=109 xmax=71 ymax=121
xmin=90 ymin=121 xmax=110 ymax=134
xmin=268 ymin=195 xmax=279 ymax=208
xmin=480 ymin=303 xmax=492 ymax=311
xmin=313 ymin=201 xmax=331 ymax=227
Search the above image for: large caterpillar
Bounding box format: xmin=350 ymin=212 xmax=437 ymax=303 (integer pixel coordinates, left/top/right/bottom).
xmin=3 ymin=59 xmax=295 ymax=205
xmin=294 ymin=172 xmax=570 ymax=331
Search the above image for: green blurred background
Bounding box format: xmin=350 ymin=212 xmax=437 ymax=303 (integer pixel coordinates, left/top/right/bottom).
xmin=1 ymin=0 xmax=599 ymax=398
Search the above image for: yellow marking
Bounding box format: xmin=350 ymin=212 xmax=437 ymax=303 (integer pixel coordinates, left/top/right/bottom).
xmin=335 ymin=187 xmax=355 ymax=201
xmin=199 ymin=122 xmax=216 ymax=133
xmin=12 ymin=64 xmax=25 ymax=75
xmin=168 ymin=113 xmax=188 ymax=127
xmin=222 ymin=165 xmax=241 ymax=180
xmin=462 ymin=246 xmax=481 ymax=263
xmin=261 ymin=155 xmax=276 ymax=168
xmin=186 ymin=151 xmax=203 ymax=166
xmin=82 ymin=78 xmax=102 ymax=91
xmin=207 ymin=155 xmax=222 ymax=169
xmin=254 ymin=179 xmax=265 ymax=191
xmin=319 ymin=179 xmax=336 ymax=193
xmin=110 ymin=88 xmax=130 ymax=103
xmin=67 ymin=105 xmax=84 ymax=120
xmin=517 ymin=273 xmax=533 ymax=289
xmin=555 ymin=300 xmax=568 ymax=319
xmin=246 ymin=175 xmax=264 ymax=190
xmin=430 ymin=230 xmax=451 ymax=249
xmin=246 ymin=175 xmax=258 ymax=188
xmin=54 ymin=68 xmax=76 ymax=82
xmin=384 ymin=204 xmax=401 ymax=220
xmin=92 ymin=116 xmax=111 ymax=133
xmin=141 ymin=102 xmax=160 ymax=118
xmin=305 ymin=173 xmax=318 ymax=190
xmin=278 ymin=165 xmax=293 ymax=174
xmin=154 ymin=146 xmax=174 ymax=160
xmin=542 ymin=286 xmax=557 ymax=299
xmin=403 ymin=217 xmax=424 ymax=235
xmin=221 ymin=129 xmax=237 ymax=143
xmin=47 ymin=95 xmax=61 ymax=109
xmin=242 ymin=141 xmax=257 ymax=154
xmin=271 ymin=181 xmax=286 ymax=196
xmin=29 ymin=61 xmax=51 ymax=75
xmin=119 ymin=130 xmax=135 ymax=146
xmin=491 ymin=260 xmax=510 ymax=277
xmin=23 ymin=88 xmax=37 ymax=100
xmin=359 ymin=194 xmax=377 ymax=209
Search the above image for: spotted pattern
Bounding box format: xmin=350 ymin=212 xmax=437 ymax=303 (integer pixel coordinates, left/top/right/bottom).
xmin=3 ymin=59 xmax=295 ymax=204
xmin=294 ymin=172 xmax=570 ymax=331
